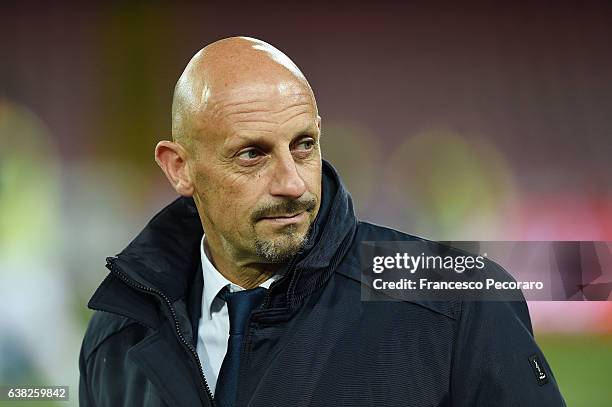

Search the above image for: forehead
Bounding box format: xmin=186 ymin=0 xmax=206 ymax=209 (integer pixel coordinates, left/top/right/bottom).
xmin=190 ymin=79 xmax=318 ymax=150
xmin=207 ymin=81 xmax=316 ymax=121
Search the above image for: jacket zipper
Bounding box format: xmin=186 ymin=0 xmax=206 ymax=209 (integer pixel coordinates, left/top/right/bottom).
xmin=106 ymin=259 xmax=216 ymax=407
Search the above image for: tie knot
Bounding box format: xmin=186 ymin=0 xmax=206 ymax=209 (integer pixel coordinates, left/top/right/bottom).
xmin=220 ymin=287 xmax=266 ymax=335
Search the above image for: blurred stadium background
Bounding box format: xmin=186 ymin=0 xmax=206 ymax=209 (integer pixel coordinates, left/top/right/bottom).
xmin=1 ymin=2 xmax=611 ymax=406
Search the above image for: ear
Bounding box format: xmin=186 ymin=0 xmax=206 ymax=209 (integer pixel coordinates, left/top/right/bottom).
xmin=154 ymin=140 xmax=194 ymax=196
xmin=316 ymin=115 xmax=321 ymax=132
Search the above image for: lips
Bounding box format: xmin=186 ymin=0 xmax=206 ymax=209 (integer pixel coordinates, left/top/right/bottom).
xmin=262 ymin=212 xmax=303 ymax=219
xmin=259 ymin=211 xmax=307 ymax=224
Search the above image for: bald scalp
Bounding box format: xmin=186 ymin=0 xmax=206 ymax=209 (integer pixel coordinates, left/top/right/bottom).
xmin=171 ymin=36 xmax=316 ymax=154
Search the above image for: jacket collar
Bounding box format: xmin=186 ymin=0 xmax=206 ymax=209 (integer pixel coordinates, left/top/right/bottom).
xmin=279 ymin=160 xmax=358 ymax=307
xmin=89 ymin=160 xmax=357 ymax=318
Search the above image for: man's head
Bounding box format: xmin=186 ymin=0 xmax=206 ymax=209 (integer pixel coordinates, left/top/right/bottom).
xmin=155 ymin=37 xmax=322 ymax=269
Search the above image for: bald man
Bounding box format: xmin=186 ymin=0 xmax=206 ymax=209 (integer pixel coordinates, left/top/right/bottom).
xmin=79 ymin=37 xmax=566 ymax=407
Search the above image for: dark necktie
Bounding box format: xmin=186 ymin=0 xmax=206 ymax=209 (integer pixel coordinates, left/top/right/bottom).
xmin=214 ymin=286 xmax=266 ymax=407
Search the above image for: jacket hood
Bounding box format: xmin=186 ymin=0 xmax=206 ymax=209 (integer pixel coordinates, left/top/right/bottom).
xmin=90 ymin=160 xmax=358 ymax=314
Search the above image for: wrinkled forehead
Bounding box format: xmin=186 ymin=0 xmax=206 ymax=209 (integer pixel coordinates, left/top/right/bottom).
xmin=210 ymin=82 xmax=315 ymax=117
xmin=193 ymin=79 xmax=317 ymax=135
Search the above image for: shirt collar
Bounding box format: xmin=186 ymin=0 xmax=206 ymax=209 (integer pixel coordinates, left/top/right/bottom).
xmin=200 ymin=234 xmax=278 ymax=319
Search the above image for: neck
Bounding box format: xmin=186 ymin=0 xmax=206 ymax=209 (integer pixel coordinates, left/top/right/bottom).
xmin=204 ymin=236 xmax=281 ymax=289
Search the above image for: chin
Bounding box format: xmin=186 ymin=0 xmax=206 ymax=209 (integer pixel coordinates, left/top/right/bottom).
xmin=254 ymin=229 xmax=308 ymax=263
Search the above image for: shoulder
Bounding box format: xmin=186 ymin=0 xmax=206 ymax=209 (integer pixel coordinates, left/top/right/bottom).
xmin=355 ymin=220 xmax=423 ymax=242
xmin=339 ymin=220 xmax=529 ymax=323
xmin=81 ymin=311 xmax=144 ymax=362
xmin=336 ymin=221 xmax=461 ymax=319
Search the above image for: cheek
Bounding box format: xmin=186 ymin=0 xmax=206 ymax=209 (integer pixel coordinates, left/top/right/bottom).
xmin=206 ymin=171 xmax=264 ymax=221
xmin=301 ymin=160 xmax=322 ymax=195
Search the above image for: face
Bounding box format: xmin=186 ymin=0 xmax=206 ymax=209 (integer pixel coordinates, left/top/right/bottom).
xmin=190 ymin=81 xmax=322 ymax=265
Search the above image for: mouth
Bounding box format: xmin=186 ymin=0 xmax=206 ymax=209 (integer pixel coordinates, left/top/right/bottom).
xmin=259 ymin=211 xmax=308 ymax=225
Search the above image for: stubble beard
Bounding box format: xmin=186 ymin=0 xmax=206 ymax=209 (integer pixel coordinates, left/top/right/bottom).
xmin=251 ymin=196 xmax=317 ymax=263
xmin=254 ymin=223 xmax=312 ymax=264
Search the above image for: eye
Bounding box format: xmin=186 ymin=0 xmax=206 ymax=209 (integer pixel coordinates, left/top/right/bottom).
xmin=238 ymin=149 xmax=259 ymax=160
xmin=237 ymin=148 xmax=262 ymax=160
xmin=295 ymin=138 xmax=315 ymax=151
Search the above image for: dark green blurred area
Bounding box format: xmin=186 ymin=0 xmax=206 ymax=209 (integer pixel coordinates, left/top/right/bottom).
xmin=538 ymin=334 xmax=612 ymax=406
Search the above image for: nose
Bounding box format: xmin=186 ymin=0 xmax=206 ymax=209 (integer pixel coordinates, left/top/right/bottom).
xmin=269 ymin=153 xmax=307 ymax=199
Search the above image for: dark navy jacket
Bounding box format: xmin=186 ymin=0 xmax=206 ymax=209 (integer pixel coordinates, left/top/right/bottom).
xmin=79 ymin=160 xmax=566 ymax=406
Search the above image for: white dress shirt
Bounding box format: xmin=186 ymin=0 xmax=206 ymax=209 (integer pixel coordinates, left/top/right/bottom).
xmin=196 ymin=235 xmax=278 ymax=394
